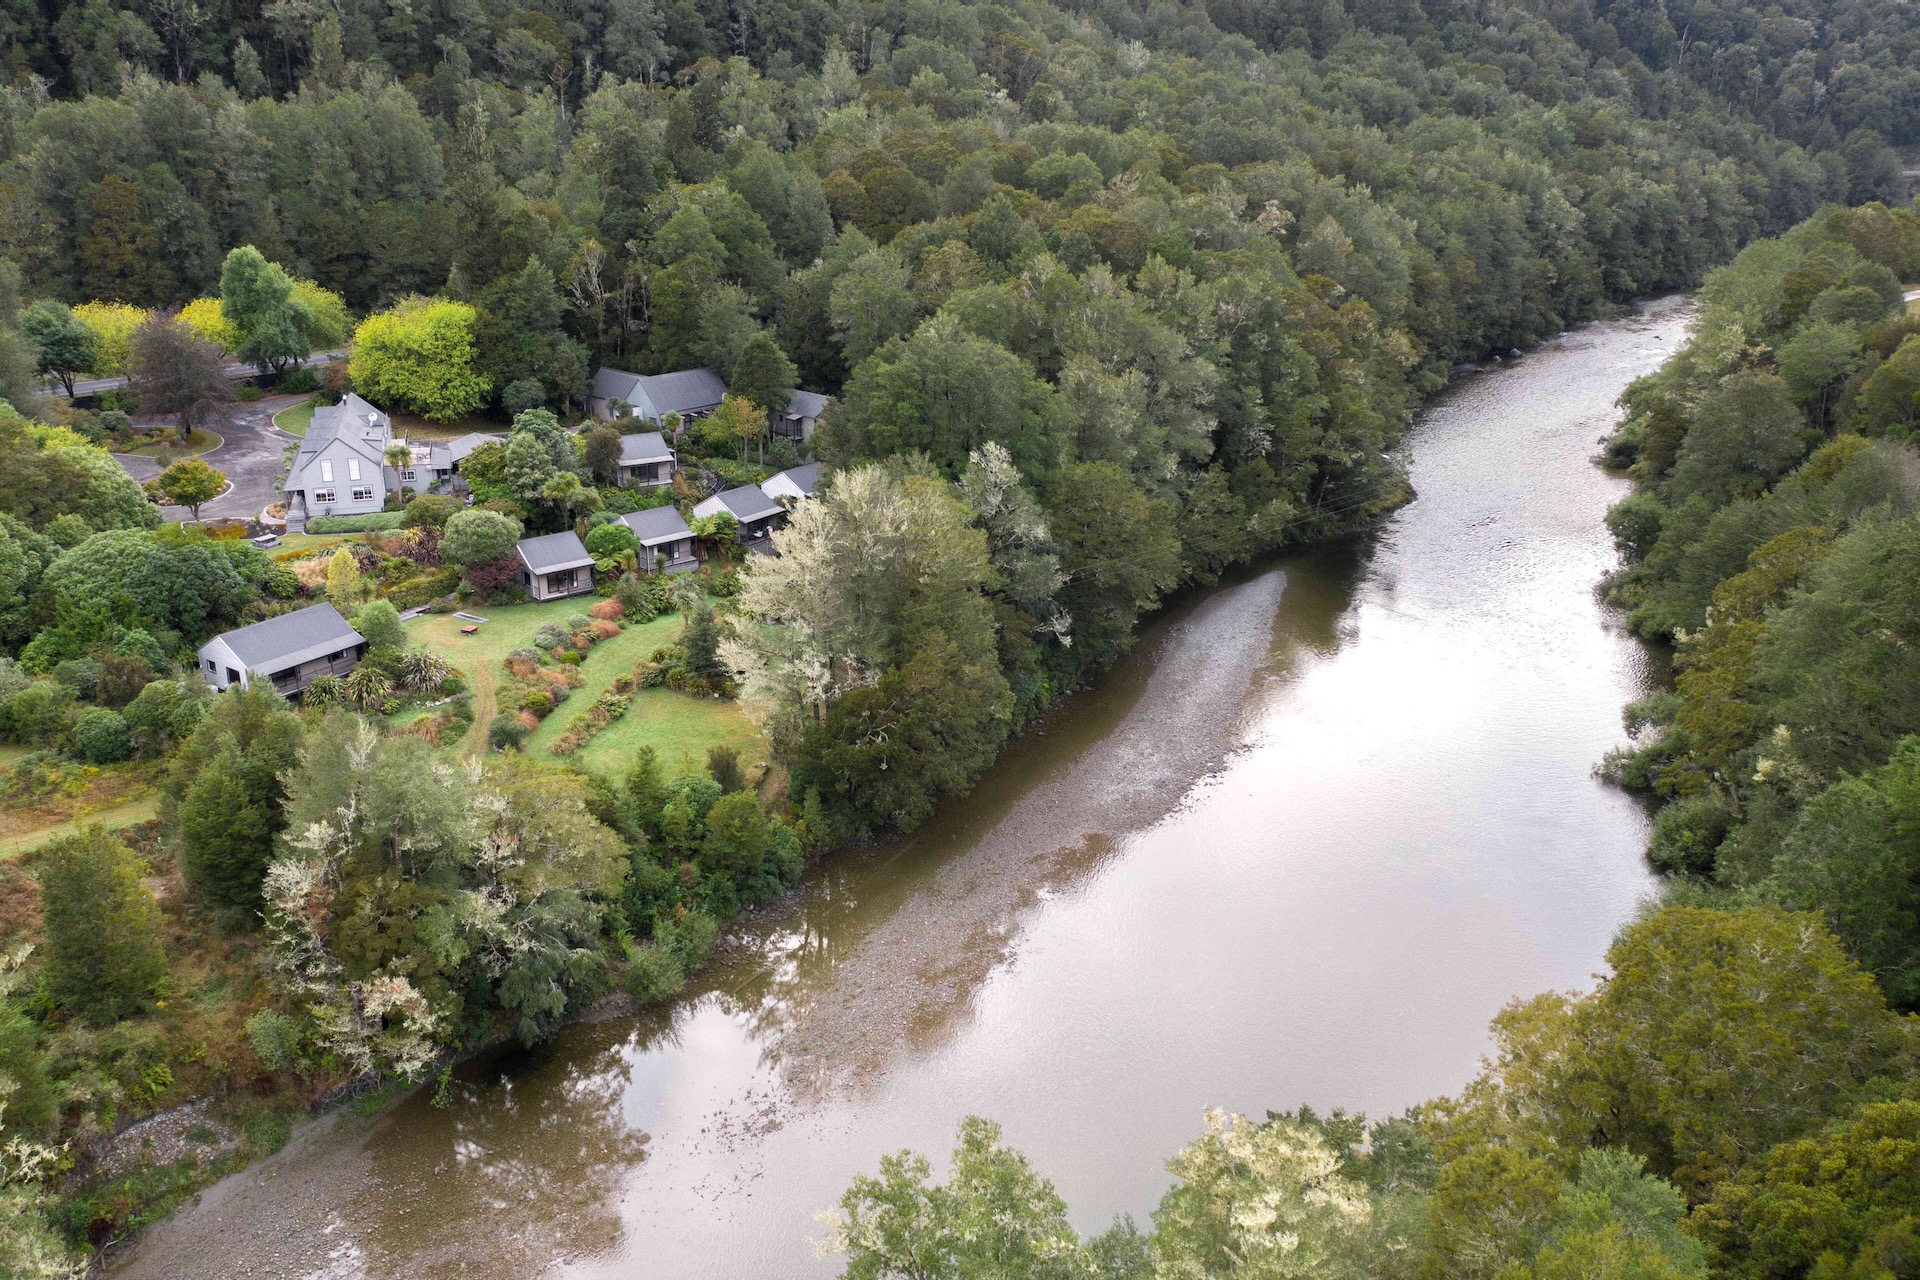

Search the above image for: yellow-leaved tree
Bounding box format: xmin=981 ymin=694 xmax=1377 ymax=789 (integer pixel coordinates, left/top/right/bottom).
xmin=347 ymin=297 xmax=489 ymax=421
xmin=72 ymin=301 xmax=147 ymax=377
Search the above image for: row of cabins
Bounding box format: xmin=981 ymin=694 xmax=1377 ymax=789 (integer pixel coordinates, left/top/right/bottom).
xmin=518 ymin=470 xmax=813 ymax=601
xmin=200 ymin=467 xmax=820 ymax=690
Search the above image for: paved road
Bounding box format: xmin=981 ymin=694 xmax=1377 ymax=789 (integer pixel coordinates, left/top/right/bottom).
xmin=115 ymin=395 xmax=305 ymax=523
xmin=62 ymin=351 xmax=347 ymax=399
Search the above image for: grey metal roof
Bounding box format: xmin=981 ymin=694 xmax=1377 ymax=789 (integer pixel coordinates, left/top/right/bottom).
xmin=617 ymin=431 xmax=675 ymax=465
xmin=635 ymin=368 xmax=727 ymax=416
xmin=290 ymin=393 xmax=392 ymax=489
xmin=694 ymin=485 xmax=782 ymax=523
xmin=433 ymin=432 xmax=505 ymax=469
xmin=764 ymin=462 xmax=819 ymax=499
xmin=516 ymin=531 xmax=594 ymax=574
xmin=783 ymin=390 xmax=829 ymax=419
xmin=590 ymin=367 xmax=644 ymax=403
xmin=618 ymin=506 xmax=694 ymax=546
xmin=591 ymin=366 xmax=727 ymax=418
xmin=205 ymin=603 xmax=363 ymax=673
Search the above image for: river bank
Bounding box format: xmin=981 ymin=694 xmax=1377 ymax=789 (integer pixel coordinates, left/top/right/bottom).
xmin=109 ymin=295 xmax=1691 ymax=1279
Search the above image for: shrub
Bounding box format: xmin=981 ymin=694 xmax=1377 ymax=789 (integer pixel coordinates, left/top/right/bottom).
xmin=565 ymin=613 xmax=594 ymax=633
xmin=306 ymin=512 xmax=407 ymax=533
xmin=385 ymin=567 xmax=460 ymax=609
xmin=403 ymin=494 xmax=463 ymax=528
xmin=533 ymin=623 xmax=570 ymax=650
xmin=70 ymin=708 xmax=132 ymax=764
xmin=521 ymin=690 xmax=552 ymax=717
xmin=590 ymin=599 xmax=625 ymax=622
xmin=262 ymin=562 xmax=301 ymax=597
xmin=275 ymin=367 xmax=320 ymax=395
xmin=245 ymin=1010 xmax=303 ymax=1072
xmin=590 ymin=619 xmax=622 ymax=640
xmin=558 ymin=650 xmax=583 ymax=665
xmin=624 ymin=942 xmax=685 ymax=1004
xmin=707 ymin=745 xmax=745 ymax=793
xmin=488 ymin=713 xmax=529 ymax=751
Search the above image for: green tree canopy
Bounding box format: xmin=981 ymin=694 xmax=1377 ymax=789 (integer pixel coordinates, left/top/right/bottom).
xmin=37 ymin=826 xmax=168 ymax=1022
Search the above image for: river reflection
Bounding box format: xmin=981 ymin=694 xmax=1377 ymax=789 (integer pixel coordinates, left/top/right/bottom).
xmin=112 ymin=298 xmax=1687 ymax=1280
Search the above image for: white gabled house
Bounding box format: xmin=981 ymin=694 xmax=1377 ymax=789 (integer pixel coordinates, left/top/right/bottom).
xmin=284 ymin=393 xmax=395 ymax=528
xmin=197 ymin=603 xmax=366 ymax=696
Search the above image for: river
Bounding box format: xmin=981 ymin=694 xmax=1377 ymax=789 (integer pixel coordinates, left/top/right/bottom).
xmin=112 ymin=296 xmax=1689 ymax=1280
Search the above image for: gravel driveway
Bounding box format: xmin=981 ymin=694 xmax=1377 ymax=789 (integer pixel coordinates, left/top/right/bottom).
xmin=115 ymin=396 xmax=304 ymax=523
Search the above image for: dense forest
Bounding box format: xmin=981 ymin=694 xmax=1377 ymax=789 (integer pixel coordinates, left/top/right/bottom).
xmin=810 ymin=200 xmax=1920 ymax=1280
xmin=2 ymin=0 xmax=1920 ymax=1273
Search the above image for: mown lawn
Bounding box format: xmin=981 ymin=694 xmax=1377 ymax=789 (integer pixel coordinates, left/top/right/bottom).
xmin=272 ymin=401 xmax=314 ymax=436
xmin=122 ymin=427 xmax=222 ymax=458
xmin=404 ymin=597 xmax=765 ymax=772
xmin=570 ymin=690 xmax=764 ymax=781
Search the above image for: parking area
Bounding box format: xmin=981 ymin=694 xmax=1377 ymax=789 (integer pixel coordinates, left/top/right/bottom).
xmin=115 ymin=395 xmax=305 ymax=523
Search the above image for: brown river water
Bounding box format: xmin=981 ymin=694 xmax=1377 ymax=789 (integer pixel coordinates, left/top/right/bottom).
xmin=114 ymin=296 xmax=1689 ymax=1280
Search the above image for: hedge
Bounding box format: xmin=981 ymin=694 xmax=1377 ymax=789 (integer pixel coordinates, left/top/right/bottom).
xmin=306 ymin=512 xmax=407 ymax=533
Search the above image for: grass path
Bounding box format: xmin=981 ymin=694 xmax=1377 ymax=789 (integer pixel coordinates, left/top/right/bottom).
xmin=0 ymin=792 xmax=160 ymax=859
xmin=404 ymin=597 xmax=768 ymax=773
xmin=406 ymin=599 xmax=615 ymax=758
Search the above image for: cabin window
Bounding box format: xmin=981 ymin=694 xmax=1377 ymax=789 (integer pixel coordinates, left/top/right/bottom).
xmin=320 ymin=459 xmax=333 ymax=483
xmin=328 ymin=650 xmax=344 ymax=661
xmin=347 ymin=457 xmax=362 ymax=481
xmin=226 ymin=667 xmax=240 ymax=684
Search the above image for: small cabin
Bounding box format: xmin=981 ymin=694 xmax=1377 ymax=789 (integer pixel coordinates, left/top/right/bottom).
xmin=618 ymin=506 xmax=699 ymax=573
xmin=516 ymin=531 xmax=596 ymax=601
xmin=197 ymin=603 xmax=366 ymax=696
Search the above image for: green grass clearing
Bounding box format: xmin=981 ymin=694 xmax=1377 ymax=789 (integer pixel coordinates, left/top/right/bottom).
xmin=405 ymin=595 xmax=764 ymax=772
xmin=0 ymin=791 xmax=159 ymax=859
xmin=570 ymin=689 xmax=763 ymax=781
xmin=273 ymin=401 xmax=315 ymax=436
xmin=123 ymin=428 xmax=222 ymax=458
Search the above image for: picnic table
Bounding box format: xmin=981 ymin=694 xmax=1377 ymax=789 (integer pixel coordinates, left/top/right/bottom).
xmin=460 ymin=625 xmax=479 ymax=635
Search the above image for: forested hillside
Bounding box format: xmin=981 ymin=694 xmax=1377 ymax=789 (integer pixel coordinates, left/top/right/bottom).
xmin=810 ymin=199 xmax=1920 ymax=1280
xmin=3 ymin=0 xmax=1920 ymax=1274
xmin=1604 ymin=199 xmax=1920 ymax=1007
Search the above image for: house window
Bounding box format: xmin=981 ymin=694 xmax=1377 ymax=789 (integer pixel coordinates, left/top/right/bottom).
xmin=312 ymin=488 xmax=335 ymax=504
xmin=402 ymin=468 xmax=416 ymax=481
xmin=226 ymin=667 xmax=240 ymax=684
xmin=351 ymin=487 xmax=375 ymax=502
xmin=328 ymin=650 xmax=344 ymax=661
xmin=320 ymin=460 xmax=333 ymax=483
xmin=347 ymin=457 xmax=362 ymax=481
